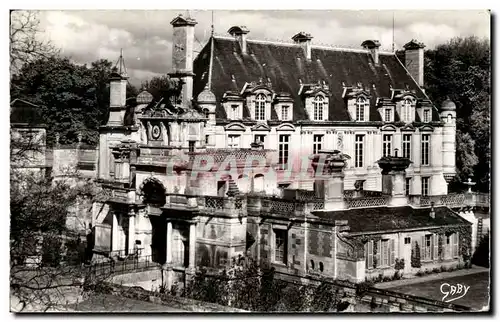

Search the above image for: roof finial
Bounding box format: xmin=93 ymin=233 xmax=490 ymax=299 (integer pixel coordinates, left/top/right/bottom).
xmin=114 ymin=48 xmax=128 ymax=78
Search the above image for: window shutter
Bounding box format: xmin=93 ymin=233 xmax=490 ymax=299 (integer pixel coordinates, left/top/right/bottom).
xmin=433 ymin=234 xmax=438 ymax=260
xmin=421 ymin=235 xmax=426 ymax=260
xmin=453 ymin=232 xmax=459 ymax=257
xmin=375 ymin=240 xmax=381 ymax=267
xmin=367 ymin=241 xmax=373 ymax=268
xmin=390 ymin=239 xmax=395 ymax=265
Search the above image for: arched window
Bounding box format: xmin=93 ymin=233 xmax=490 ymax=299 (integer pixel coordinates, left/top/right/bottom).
xmin=402 ymin=99 xmax=412 ymax=123
xmin=140 ymin=178 xmax=166 ymax=206
xmin=447 ymin=114 xmax=452 ymax=123
xmin=253 ymin=174 xmax=265 ymax=193
xmin=203 ymin=108 xmax=209 ymax=119
xmin=254 ymin=94 xmax=266 ymax=121
xmin=310 ymin=260 xmax=315 ymax=270
xmin=319 ymin=262 xmax=324 ymax=272
xmin=355 ymin=97 xmax=367 ymax=121
xmin=313 ymin=96 xmax=324 ymax=121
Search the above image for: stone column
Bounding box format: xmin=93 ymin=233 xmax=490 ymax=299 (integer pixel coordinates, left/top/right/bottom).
xmin=111 ymin=212 xmax=119 ymax=255
xmin=166 ymin=221 xmax=173 ymax=264
xmin=188 ymin=223 xmax=196 ymax=269
xmin=163 ymin=220 xmax=174 ymax=291
xmin=128 ymin=210 xmax=136 ymax=255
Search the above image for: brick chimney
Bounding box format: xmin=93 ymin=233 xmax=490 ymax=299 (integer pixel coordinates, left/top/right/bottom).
xmin=292 ymin=32 xmax=313 ymax=60
xmin=403 ymin=39 xmax=426 ymax=87
xmin=228 ymin=26 xmax=250 ymax=54
xmin=377 ymin=151 xmax=412 ymax=207
xmin=361 ymin=40 xmax=381 ymax=65
xmin=311 ymin=150 xmax=349 ymax=210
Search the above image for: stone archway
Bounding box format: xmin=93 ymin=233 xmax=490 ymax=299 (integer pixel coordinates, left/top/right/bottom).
xmin=139 ymin=177 xmax=166 ymax=206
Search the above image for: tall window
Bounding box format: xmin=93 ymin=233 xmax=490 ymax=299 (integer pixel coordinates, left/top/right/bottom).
xmin=402 ymin=99 xmax=412 ymax=123
xmin=254 ymin=94 xmax=266 ymax=121
xmin=203 ymin=108 xmax=209 ymax=119
xmin=278 ymin=135 xmax=290 ymax=169
xmin=405 ymin=178 xmax=411 ymax=196
xmin=383 ymin=134 xmax=392 ymax=157
xmin=421 ymin=134 xmax=430 ymax=165
xmin=313 ymin=134 xmax=324 ymax=154
xmin=452 ymin=233 xmax=459 ymax=258
xmin=423 ymin=109 xmax=431 ymax=123
xmin=402 ymin=134 xmax=412 ymax=159
xmin=422 ymin=177 xmax=429 ymax=196
xmin=228 ymin=135 xmax=240 ymax=149
xmin=188 ymin=141 xmax=195 ymax=152
xmin=230 ymin=105 xmax=238 ymax=119
xmin=366 ymin=239 xmax=394 ymax=269
xmin=274 ymin=229 xmax=287 ymax=264
xmin=384 ymin=108 xmax=392 ymax=122
xmin=355 ymin=134 xmax=364 ymax=168
xmin=355 ymin=97 xmax=366 ymax=121
xmin=282 ymin=105 xmax=290 ymax=121
xmin=313 ymin=96 xmax=324 ymax=121
xmin=205 ymin=135 xmax=210 ymax=145
xmin=424 ymin=234 xmax=432 ymax=261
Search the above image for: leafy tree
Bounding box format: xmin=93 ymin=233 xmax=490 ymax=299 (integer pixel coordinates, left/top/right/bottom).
xmin=472 ymin=232 xmax=490 ymax=268
xmin=11 ymin=57 xmax=138 ymax=146
xmin=140 ymin=75 xmax=172 ymax=102
xmin=424 ymin=36 xmax=490 ymax=192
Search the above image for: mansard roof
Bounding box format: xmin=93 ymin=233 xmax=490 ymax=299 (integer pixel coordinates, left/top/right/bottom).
xmin=193 ymin=36 xmax=435 ymax=122
xmin=312 ymin=206 xmax=470 ymax=234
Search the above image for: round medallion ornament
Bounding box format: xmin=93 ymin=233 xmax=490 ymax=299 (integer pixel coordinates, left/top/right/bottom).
xmin=152 ymin=125 xmax=161 ymax=140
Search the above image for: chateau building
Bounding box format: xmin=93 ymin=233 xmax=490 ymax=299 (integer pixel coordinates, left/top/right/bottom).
xmin=91 ymin=14 xmax=477 ymax=289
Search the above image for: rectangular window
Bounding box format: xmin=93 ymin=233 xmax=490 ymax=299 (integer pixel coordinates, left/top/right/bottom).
xmin=381 ymin=239 xmax=389 ymax=267
xmin=421 ymin=134 xmax=430 ymax=165
xmin=423 ymin=109 xmax=430 ymax=123
xmin=313 ymin=134 xmax=324 ymax=154
xmin=402 ymin=134 xmax=412 ymax=159
xmin=228 ymin=135 xmax=240 ymax=149
xmin=405 ymin=178 xmax=411 ymax=196
xmin=278 ymin=135 xmax=290 ymax=169
xmin=254 ymin=134 xmax=266 ymax=144
xmin=274 ymin=229 xmax=287 ymax=264
xmin=403 ymin=106 xmax=410 ymax=123
xmin=314 ymin=105 xmax=323 ymax=121
xmin=452 ymin=232 xmax=459 ymax=258
xmin=231 ymin=105 xmax=238 ymax=119
xmin=366 ymin=239 xmax=394 ymax=268
xmin=356 ymin=105 xmax=364 ymax=121
xmin=355 ymin=135 xmax=364 ymax=168
xmin=404 ymin=237 xmax=411 ymax=245
xmin=365 ymin=240 xmax=373 ymax=269
xmin=282 ymin=105 xmax=289 ymax=121
xmin=384 ymin=109 xmax=392 ymax=122
xmin=383 ymin=134 xmax=392 ymax=157
xmin=422 ymin=177 xmax=429 ymax=196
xmin=424 ymin=234 xmax=432 ymax=260
xmin=188 ymin=141 xmax=195 ymax=152
xmin=205 ymin=135 xmax=209 ymax=145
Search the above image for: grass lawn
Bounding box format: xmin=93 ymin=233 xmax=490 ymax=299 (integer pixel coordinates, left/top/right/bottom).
xmin=387 ymin=272 xmax=490 ymax=311
xmin=70 ymin=293 xmax=187 ymax=312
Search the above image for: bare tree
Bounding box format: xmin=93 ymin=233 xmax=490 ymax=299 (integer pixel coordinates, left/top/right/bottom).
xmin=10 ymin=10 xmax=59 ymax=76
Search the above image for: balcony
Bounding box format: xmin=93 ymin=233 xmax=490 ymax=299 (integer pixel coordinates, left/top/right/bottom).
xmin=408 ymin=192 xmax=490 ymax=208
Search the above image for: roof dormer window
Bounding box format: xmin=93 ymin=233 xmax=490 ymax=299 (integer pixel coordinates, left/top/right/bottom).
xmin=313 ymin=95 xmax=324 ymax=121
xmin=281 ymin=105 xmax=290 ymax=121
xmin=255 ymin=93 xmax=266 ymax=121
xmin=402 ymin=98 xmax=413 ymax=123
xmin=356 ymin=97 xmax=368 ymax=121
xmin=423 ymin=108 xmax=431 ymax=123
xmin=384 ymin=108 xmax=392 ymax=122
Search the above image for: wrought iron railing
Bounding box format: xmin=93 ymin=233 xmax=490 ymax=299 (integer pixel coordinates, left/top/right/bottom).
xmin=346 ymin=196 xmax=390 ymax=208
xmin=205 ymin=196 xmax=225 ymax=211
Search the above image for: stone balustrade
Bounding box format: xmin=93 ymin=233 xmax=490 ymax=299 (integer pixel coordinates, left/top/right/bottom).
xmin=408 ymin=192 xmax=489 ymax=208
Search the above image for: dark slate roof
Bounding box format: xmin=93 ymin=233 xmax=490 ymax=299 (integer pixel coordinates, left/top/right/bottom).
xmin=193 ymin=37 xmax=434 ymax=122
xmin=311 ymin=206 xmax=470 ymax=234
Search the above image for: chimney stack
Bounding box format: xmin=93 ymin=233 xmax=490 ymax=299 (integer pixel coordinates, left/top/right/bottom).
xmin=311 ymin=150 xmax=349 ymax=210
xmin=228 ymin=26 xmax=250 ymax=54
xmin=403 ymin=39 xmax=426 ymax=87
xmin=361 ymin=40 xmax=381 ymax=65
xmin=377 ymin=154 xmax=412 ymax=207
xmin=292 ymin=32 xmax=313 ymax=60
xmin=169 ymin=14 xmax=197 ymax=108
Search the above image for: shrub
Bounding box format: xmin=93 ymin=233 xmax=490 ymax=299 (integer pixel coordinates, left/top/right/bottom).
xmin=416 ymin=271 xmax=424 ymax=277
xmin=411 ymin=242 xmax=422 ymax=268
xmin=432 ymin=267 xmax=440 ymax=274
xmin=440 ymin=265 xmax=447 ymax=272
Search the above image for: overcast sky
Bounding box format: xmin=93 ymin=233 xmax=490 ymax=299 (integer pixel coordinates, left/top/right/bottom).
xmin=36 ymin=10 xmax=490 ymax=87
